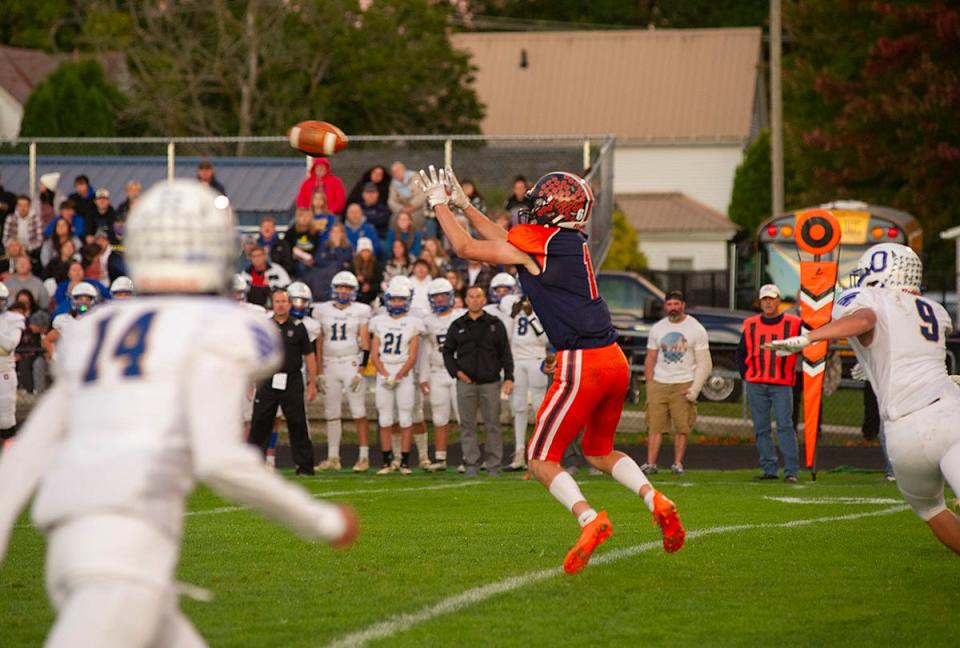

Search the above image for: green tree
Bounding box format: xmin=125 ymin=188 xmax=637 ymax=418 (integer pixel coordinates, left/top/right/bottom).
xmin=0 ymin=0 xmax=80 ymax=52
xmin=728 ymin=130 xmax=803 ymax=234
xmin=19 ymin=58 xmax=128 ymax=137
xmin=600 ymin=210 xmax=647 ymax=272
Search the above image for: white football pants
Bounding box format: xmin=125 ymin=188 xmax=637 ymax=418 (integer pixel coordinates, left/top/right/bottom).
xmin=511 ymin=359 xmax=548 ymax=449
xmin=428 ymin=369 xmax=459 ymax=427
xmin=323 ymin=358 xmax=367 ymax=420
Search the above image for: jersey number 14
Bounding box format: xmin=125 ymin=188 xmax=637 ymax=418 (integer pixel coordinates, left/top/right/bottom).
xmin=83 ymin=311 xmax=156 ymax=383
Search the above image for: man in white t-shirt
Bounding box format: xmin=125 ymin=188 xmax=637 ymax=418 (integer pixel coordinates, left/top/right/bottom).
xmin=643 ymin=291 xmax=711 ymax=475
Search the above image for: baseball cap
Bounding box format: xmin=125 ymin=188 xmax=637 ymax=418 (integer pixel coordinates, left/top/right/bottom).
xmin=665 ymin=290 xmax=684 ymax=302
xmin=95 ymin=188 xmax=110 ymax=198
xmin=362 ymin=181 xmax=378 ymax=192
xmin=356 ymin=237 xmax=374 ymax=253
xmin=759 ymin=284 xmax=781 ymax=300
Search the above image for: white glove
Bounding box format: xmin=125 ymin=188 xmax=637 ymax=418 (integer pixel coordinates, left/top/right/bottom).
xmin=765 ymin=335 xmax=811 ymax=356
xmin=445 ymin=165 xmax=471 ymax=210
xmin=384 ymin=376 xmax=398 ymax=390
xmin=350 ymin=375 xmax=363 ymax=393
xmin=416 ymin=165 xmax=449 ymax=208
xmin=685 ymin=387 xmax=700 ymax=403
xmin=949 ymin=375 xmax=960 ymax=387
xmin=851 ymin=363 xmax=868 ymax=381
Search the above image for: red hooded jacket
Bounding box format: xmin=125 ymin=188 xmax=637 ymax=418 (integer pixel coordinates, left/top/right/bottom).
xmin=295 ymin=158 xmax=346 ymax=214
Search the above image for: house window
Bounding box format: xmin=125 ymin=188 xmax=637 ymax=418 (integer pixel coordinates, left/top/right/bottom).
xmin=668 ymin=257 xmax=694 ymax=271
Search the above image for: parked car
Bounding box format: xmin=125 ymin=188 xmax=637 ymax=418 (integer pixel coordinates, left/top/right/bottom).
xmin=597 ymin=271 xmax=752 ymax=402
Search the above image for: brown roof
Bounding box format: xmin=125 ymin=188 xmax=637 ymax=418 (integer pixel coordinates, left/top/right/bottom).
xmin=450 ymin=28 xmax=762 ymax=142
xmin=617 ymin=192 xmax=739 ymax=233
xmin=0 ymin=46 xmax=128 ymax=106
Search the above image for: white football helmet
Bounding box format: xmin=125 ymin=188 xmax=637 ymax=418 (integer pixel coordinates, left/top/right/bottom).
xmin=70 ymin=281 xmax=99 ymax=315
xmin=331 ymin=270 xmax=359 ymax=304
xmin=0 ymin=283 xmax=8 ymax=312
xmin=489 ymin=272 xmax=517 ymax=304
xmin=850 ymin=243 xmax=922 ymax=293
xmin=125 ymin=179 xmax=236 ymax=294
xmin=110 ymin=276 xmax=135 ymax=298
xmin=384 ymin=277 xmax=413 ymax=315
xmin=427 ymin=277 xmax=455 ymax=314
xmin=232 ymin=274 xmax=249 ymax=300
xmin=287 ymin=281 xmax=313 ymax=319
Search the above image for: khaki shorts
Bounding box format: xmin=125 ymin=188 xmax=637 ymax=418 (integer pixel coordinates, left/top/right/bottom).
xmin=646 ymin=380 xmax=696 ymax=436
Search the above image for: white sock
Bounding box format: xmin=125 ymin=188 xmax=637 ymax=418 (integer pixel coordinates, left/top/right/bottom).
xmin=436 ymin=450 xmax=447 ymax=461
xmin=327 ymin=419 xmax=342 ymax=459
xmin=612 ymin=456 xmax=652 ymax=500
xmin=358 ymin=446 xmax=369 ymax=460
xmin=643 ymin=490 xmax=656 ymax=512
xmin=391 ymin=432 xmax=402 ymax=457
xmin=514 ymin=411 xmax=527 ymax=449
xmin=414 ymin=432 xmax=429 ymax=460
xmin=577 ymin=508 xmax=598 ymax=527
xmin=548 ymin=471 xmax=588 ymax=513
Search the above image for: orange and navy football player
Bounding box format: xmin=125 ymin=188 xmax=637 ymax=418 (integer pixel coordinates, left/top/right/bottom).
xmin=417 ymin=165 xmax=685 ymax=574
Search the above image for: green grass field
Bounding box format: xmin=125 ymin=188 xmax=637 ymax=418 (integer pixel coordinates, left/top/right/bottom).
xmin=2 ymin=469 xmax=957 ymax=647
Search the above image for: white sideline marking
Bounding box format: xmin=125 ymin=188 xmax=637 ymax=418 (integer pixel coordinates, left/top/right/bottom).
xmin=323 ymin=505 xmax=909 ymax=648
xmin=12 ymin=482 xmax=484 ymax=530
xmin=764 ymin=496 xmax=902 ymax=505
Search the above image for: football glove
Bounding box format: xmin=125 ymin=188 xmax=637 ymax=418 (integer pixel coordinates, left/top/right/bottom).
xmin=416 ymin=165 xmax=449 ymax=209
xmin=445 ymin=165 xmax=471 ymax=210
xmin=764 ymin=335 xmax=811 ymax=356
xmin=851 ymin=363 xmax=868 ymax=381
xmin=384 ymin=376 xmax=398 ymax=390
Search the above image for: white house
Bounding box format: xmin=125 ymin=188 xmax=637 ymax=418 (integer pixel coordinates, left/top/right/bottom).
xmin=451 ymin=28 xmax=764 ymax=271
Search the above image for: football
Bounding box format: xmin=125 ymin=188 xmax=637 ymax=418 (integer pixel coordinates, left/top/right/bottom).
xmin=287 ymin=120 xmax=348 ymax=156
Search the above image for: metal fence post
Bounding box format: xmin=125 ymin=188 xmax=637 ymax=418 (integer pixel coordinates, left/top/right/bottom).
xmin=444 ymin=139 xmax=452 ymax=169
xmin=582 ymin=139 xmax=590 ymax=172
xmin=167 ymin=141 xmax=175 ymax=181
xmin=28 ymin=141 xmax=36 ymax=200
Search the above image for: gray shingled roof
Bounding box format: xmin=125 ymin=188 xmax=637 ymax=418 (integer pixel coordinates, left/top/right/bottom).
xmin=617 ymin=192 xmax=739 ymax=234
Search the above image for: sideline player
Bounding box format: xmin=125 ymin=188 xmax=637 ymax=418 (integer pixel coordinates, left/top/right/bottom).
xmin=0 ymin=285 xmax=25 ymax=442
xmin=44 ymin=282 xmax=100 ymax=359
xmin=369 ymin=281 xmax=424 ymax=475
xmin=484 ymin=272 xmax=518 ymax=327
xmin=417 ymin=165 xmax=684 ymax=573
xmin=0 ymin=180 xmax=357 ymax=647
xmin=109 ymin=276 xmax=135 ymax=299
xmin=232 ymin=274 xmax=267 ymax=441
xmin=768 ymin=243 xmax=960 ymax=555
xmin=313 ymin=271 xmax=373 ymax=472
xmin=419 ymin=277 xmax=465 ymax=471
xmin=505 ymin=293 xmax=553 ymax=471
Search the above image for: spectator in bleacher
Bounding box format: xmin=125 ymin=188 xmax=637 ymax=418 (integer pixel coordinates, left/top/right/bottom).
xmin=493 ymin=210 xmax=512 ymax=232
xmin=285 ymin=209 xmax=324 ymax=279
xmin=351 ymin=237 xmax=382 ymax=305
xmin=40 ymin=218 xmax=83 ymax=269
xmin=87 ymin=188 xmax=118 ymax=239
xmin=295 ymin=157 xmax=345 ymax=214
xmin=318 ymin=223 xmax=355 ymax=276
xmin=504 ymin=175 xmax=532 ymax=218
xmin=43 ymin=200 xmax=85 ymax=242
xmin=409 ymin=259 xmax=433 ymax=313
xmin=360 ymin=182 xmax=392 ymax=243
xmin=36 ymin=172 xmax=62 ymax=228
xmin=388 ymin=161 xmax=427 ymax=231
xmin=16 ymin=295 xmax=49 ymax=394
xmin=0 ymin=240 xmax=24 ymax=279
xmin=115 ymin=180 xmax=141 ymax=219
xmin=51 ymin=261 xmax=109 ymax=317
xmin=344 ymin=203 xmax=382 ymax=258
xmin=240 ymin=246 xmax=291 ymax=307
xmin=310 ymin=190 xmax=336 ymax=245
xmin=463 ymin=258 xmax=496 ymax=293
xmin=196 ymin=160 xmax=226 ymax=195
xmin=3 ymin=195 xmax=44 ymax=256
xmin=0 ymin=172 xmax=15 ymax=222
xmin=257 ymin=215 xmax=293 ymax=273
xmin=445 ymin=268 xmax=466 ymax=301
xmin=422 ymin=238 xmax=450 ymax=274
xmin=457 ymin=177 xmax=487 ymax=215
xmin=43 ymin=239 xmax=79 ymax=284
xmin=68 ymin=174 xmax=97 ymax=226
xmin=235 ymin=233 xmax=258 ymax=273
xmin=381 ymin=239 xmax=413 ymax=289
xmin=385 ymin=211 xmax=422 ymax=258
xmin=91 ymin=228 xmax=126 ymax=284
xmin=346 ymin=165 xmax=390 ymax=207
xmin=4 ymin=255 xmax=49 ymax=308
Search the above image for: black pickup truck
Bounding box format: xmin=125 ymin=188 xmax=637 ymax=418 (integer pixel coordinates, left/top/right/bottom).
xmin=597 ymin=271 xmax=753 ymax=402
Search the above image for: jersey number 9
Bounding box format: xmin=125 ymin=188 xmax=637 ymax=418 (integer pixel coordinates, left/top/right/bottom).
xmin=915 ymin=300 xmax=939 ymax=342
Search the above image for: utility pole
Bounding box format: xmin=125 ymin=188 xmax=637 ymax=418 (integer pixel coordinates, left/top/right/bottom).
xmin=770 ymin=0 xmax=784 ymax=219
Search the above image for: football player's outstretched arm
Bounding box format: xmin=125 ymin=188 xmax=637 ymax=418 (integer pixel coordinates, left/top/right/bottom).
xmin=418 ymin=166 xmax=538 ymax=274
xmin=186 ymin=347 xmax=357 ymax=548
xmin=446 ymin=165 xmax=508 ymax=242
xmin=0 ymin=383 xmax=68 ymax=563
xmin=806 ymin=309 xmax=877 ymax=343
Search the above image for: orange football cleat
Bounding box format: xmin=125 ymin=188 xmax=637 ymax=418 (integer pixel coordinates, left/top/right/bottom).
xmin=563 ymin=511 xmax=613 ymax=575
xmin=651 ymin=491 xmax=685 ymax=553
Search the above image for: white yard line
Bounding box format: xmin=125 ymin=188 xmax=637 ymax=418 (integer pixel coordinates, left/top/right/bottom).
xmin=324 ymin=504 xmax=909 ymax=648
xmin=763 ymin=496 xmax=902 ymax=505
xmin=12 ymin=481 xmax=485 ymax=530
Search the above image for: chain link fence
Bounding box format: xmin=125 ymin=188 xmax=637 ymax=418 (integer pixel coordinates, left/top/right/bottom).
xmin=0 ymin=134 xmax=614 ymax=266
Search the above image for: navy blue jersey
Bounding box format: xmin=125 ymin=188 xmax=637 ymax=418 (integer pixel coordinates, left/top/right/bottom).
xmin=507 ymin=224 xmax=617 ymax=350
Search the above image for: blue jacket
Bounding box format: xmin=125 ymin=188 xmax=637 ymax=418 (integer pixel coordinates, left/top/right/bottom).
xmin=51 ymin=279 xmax=111 ymax=317
xmin=344 ymin=221 xmax=382 ymax=258
xmin=44 ymin=214 xmax=86 ymax=240
xmin=385 ymin=229 xmax=422 ymax=258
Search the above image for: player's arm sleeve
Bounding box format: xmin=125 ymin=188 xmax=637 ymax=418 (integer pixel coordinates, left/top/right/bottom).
xmin=0 ymin=321 xmax=23 ymax=353
xmin=186 ymin=352 xmax=345 ymax=543
xmin=0 ymin=383 xmax=68 ymax=563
